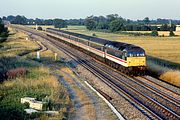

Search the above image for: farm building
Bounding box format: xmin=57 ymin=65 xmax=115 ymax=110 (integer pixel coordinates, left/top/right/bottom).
xmin=176 ymin=25 xmax=180 ymax=31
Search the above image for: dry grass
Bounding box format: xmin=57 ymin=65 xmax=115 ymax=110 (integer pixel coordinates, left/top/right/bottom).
xmin=0 ymin=28 xmax=70 ymax=119
xmin=127 ymin=31 xmax=180 ymax=36
xmin=59 ymin=67 xmax=96 ymax=120
xmin=3 ymin=66 xmax=59 ymax=90
xmin=160 ymin=70 xmax=180 ymax=87
xmin=0 ymin=27 xmax=39 ymax=56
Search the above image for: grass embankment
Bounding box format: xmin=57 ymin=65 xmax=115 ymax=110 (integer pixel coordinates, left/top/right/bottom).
xmin=160 ymin=71 xmax=180 ymax=87
xmin=0 ymin=28 xmax=70 ymax=119
xmin=62 ymin=26 xmax=180 ymax=87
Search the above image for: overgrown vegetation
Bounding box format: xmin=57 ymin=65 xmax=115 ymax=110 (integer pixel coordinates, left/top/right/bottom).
xmin=0 ymin=19 xmax=8 ymax=39
xmin=169 ymin=30 xmax=175 ymax=36
xmin=0 ymin=28 xmax=71 ymax=119
xmin=151 ymin=30 xmax=158 ymax=36
xmin=160 ymin=70 xmax=180 ymax=87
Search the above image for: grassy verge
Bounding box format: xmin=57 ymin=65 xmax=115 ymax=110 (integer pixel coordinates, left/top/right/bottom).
xmin=160 ymin=71 xmax=180 ymax=87
xmin=0 ymin=28 xmax=71 ymax=119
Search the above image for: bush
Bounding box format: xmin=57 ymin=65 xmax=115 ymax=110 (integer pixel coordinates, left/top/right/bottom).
xmin=169 ymin=30 xmax=175 ymax=36
xmin=6 ymin=67 xmax=27 ymax=79
xmin=23 ymin=102 xmax=30 ymax=108
xmin=151 ymin=30 xmax=158 ymax=36
xmin=92 ymin=33 xmax=96 ymax=36
xmin=37 ymin=26 xmax=43 ymax=31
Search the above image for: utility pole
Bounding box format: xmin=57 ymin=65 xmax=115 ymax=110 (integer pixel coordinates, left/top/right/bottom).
xmin=169 ymin=19 xmax=172 ymax=27
xmin=36 ymin=24 xmax=38 ymax=30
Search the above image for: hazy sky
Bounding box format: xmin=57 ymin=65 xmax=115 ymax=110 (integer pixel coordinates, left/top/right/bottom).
xmin=0 ymin=0 xmax=180 ymax=20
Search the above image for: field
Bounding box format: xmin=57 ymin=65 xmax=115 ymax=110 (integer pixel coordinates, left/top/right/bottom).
xmin=126 ymin=31 xmax=180 ymax=36
xmin=0 ymin=28 xmax=70 ymax=119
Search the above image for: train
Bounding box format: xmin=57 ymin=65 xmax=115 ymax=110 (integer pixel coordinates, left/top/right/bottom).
xmin=46 ymin=28 xmax=146 ymax=75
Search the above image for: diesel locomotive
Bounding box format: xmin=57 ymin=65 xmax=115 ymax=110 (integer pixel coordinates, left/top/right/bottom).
xmin=46 ymin=28 xmax=146 ymax=75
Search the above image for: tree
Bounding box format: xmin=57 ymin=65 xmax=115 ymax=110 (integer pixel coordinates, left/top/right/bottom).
xmin=44 ymin=19 xmax=53 ymax=25
xmin=35 ymin=18 xmax=44 ymax=25
xmin=109 ymin=19 xmax=124 ymax=32
xmin=53 ymin=19 xmax=67 ymax=29
xmin=96 ymin=22 xmax=109 ymax=30
xmin=106 ymin=14 xmax=119 ymax=22
xmin=143 ymin=17 xmax=150 ymax=25
xmin=160 ymin=24 xmax=169 ymax=31
xmin=0 ymin=22 xmax=8 ymax=37
xmin=151 ymin=30 xmax=158 ymax=36
xmin=11 ymin=15 xmax=27 ymax=25
xmin=85 ymin=16 xmax=96 ymax=30
xmin=37 ymin=26 xmax=43 ymax=31
xmin=6 ymin=15 xmax=15 ymax=22
xmin=169 ymin=30 xmax=175 ymax=36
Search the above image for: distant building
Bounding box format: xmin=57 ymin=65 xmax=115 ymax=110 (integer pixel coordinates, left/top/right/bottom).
xmin=176 ymin=25 xmax=180 ymax=31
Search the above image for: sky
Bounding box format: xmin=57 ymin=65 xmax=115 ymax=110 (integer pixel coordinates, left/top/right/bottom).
xmin=0 ymin=0 xmax=180 ymax=20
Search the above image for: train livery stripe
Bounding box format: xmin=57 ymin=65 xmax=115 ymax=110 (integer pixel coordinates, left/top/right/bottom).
xmin=106 ymin=54 xmax=126 ymax=63
xmin=47 ymin=31 xmax=128 ymax=66
xmin=90 ymin=47 xmax=104 ymax=54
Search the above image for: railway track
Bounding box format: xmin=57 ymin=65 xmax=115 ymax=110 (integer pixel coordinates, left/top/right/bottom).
xmin=12 ymin=25 xmax=180 ymax=120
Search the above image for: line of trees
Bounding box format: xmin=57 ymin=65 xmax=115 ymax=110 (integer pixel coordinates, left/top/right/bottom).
xmin=2 ymin=15 xmax=68 ymax=29
xmin=84 ymin=14 xmax=176 ymax=32
xmin=2 ymin=14 xmax=179 ymax=32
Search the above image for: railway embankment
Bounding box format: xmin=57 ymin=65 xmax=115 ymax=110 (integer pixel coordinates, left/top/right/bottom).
xmin=1 ymin=26 xmax=118 ymax=120
xmin=147 ymin=56 xmax=180 ymax=87
xmin=0 ymin=28 xmax=71 ymax=119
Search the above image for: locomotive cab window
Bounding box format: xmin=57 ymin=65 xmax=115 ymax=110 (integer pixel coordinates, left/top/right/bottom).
xmin=128 ymin=52 xmax=145 ymax=57
xmin=122 ymin=51 xmax=127 ymax=60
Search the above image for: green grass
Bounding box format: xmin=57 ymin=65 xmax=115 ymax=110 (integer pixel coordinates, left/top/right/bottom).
xmin=0 ymin=28 xmax=70 ymax=119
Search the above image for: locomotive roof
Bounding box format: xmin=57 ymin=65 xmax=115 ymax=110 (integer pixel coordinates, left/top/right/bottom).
xmin=47 ymin=28 xmax=145 ymax=51
xmin=105 ymin=41 xmax=144 ymax=51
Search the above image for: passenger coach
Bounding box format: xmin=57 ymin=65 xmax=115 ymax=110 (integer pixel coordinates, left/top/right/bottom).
xmin=46 ymin=28 xmax=146 ymax=75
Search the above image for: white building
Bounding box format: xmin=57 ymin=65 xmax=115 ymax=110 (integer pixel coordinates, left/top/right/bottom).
xmin=176 ymin=25 xmax=180 ymax=31
xmin=21 ymin=97 xmax=47 ymax=110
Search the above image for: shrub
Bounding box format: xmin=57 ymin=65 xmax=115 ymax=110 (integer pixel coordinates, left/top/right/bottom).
xmin=92 ymin=33 xmax=96 ymax=36
xmin=169 ymin=30 xmax=175 ymax=36
xmin=6 ymin=67 xmax=27 ymax=79
xmin=151 ymin=30 xmax=158 ymax=36
xmin=160 ymin=70 xmax=180 ymax=87
xmin=37 ymin=26 xmax=43 ymax=31
xmin=23 ymin=102 xmax=30 ymax=108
